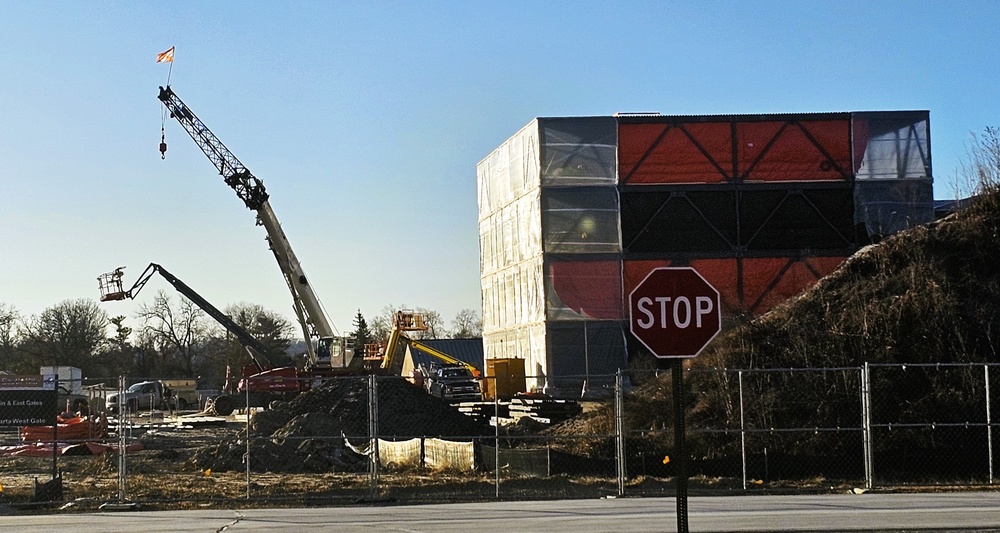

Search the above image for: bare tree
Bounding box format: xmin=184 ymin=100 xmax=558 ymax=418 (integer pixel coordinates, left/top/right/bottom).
xmin=412 ymin=308 xmax=444 ymax=339
xmin=135 ymin=290 xmax=208 ymax=377
xmin=451 ymin=308 xmax=482 ymax=339
xmin=219 ymin=302 xmax=295 ymax=368
xmin=129 ymin=327 xmax=161 ymax=379
xmin=963 ymin=126 xmax=1000 ymax=194
xmin=0 ymin=303 xmax=23 ymax=372
xmin=18 ymin=299 xmax=109 ymax=374
xmin=371 ymin=304 xmax=404 ymax=343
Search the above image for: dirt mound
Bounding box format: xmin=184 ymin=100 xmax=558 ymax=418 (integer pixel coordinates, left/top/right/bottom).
xmin=285 ymin=377 xmax=488 ymax=438
xmin=548 ymin=191 xmax=1000 ymax=459
xmin=191 ymin=377 xmax=489 ymax=473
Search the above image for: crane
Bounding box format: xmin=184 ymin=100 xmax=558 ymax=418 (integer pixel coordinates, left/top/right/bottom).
xmin=156 ymin=85 xmax=354 ymax=371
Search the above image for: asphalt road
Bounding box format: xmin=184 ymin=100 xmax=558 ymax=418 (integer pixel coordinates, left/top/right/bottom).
xmin=3 ymin=492 xmax=1000 ymax=532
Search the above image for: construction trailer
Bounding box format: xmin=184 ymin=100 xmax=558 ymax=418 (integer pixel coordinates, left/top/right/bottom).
xmin=478 ymin=111 xmax=933 ymax=396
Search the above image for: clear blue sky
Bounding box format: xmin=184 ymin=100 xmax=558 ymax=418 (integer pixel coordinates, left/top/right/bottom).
xmin=2 ymin=1 xmax=998 ymax=336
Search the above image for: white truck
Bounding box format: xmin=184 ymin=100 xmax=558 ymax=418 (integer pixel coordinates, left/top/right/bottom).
xmin=40 ymin=366 xmax=83 ymax=394
xmin=40 ymin=366 xmax=88 ymax=414
xmin=106 ymin=379 xmax=199 ymax=414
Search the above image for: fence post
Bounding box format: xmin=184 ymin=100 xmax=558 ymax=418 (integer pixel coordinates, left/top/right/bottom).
xmin=739 ymin=370 xmax=746 ymax=491
xmin=368 ymin=373 xmax=380 ymax=497
xmin=614 ymin=369 xmax=625 ymax=496
xmin=986 ymin=364 xmax=994 ymax=484
xmin=861 ymin=363 xmax=873 ymax=489
xmin=494 ymin=385 xmax=501 ymax=498
xmin=117 ymin=375 xmax=128 ymax=503
xmin=245 ymin=380 xmax=251 ymax=500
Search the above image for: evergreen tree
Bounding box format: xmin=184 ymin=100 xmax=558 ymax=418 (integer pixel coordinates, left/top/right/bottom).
xmin=351 ymin=310 xmax=372 ymax=358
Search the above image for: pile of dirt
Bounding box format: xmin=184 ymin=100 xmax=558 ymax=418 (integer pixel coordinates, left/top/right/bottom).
xmin=191 ymin=377 xmax=489 ymax=473
xmin=547 ymin=191 xmax=1000 ymax=461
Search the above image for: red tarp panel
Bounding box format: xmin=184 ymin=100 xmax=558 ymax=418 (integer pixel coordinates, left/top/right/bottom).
xmin=546 ymin=254 xmax=849 ymax=324
xmin=548 ymin=260 xmax=623 ymax=320
xmin=619 ymin=118 xmax=852 ymax=185
xmin=619 ymin=122 xmax=732 ymax=184
xmin=736 ymin=120 xmax=851 ymax=182
xmin=623 ymin=255 xmax=848 ymax=318
xmin=741 ymin=256 xmax=846 ymax=313
xmin=624 ymin=259 xmax=743 ymax=315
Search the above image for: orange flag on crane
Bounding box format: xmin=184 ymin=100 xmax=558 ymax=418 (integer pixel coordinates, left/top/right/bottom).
xmin=156 ymin=47 xmax=175 ymax=63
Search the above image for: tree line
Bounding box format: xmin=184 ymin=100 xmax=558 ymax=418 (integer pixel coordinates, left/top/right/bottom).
xmin=0 ymin=294 xmax=482 ymax=388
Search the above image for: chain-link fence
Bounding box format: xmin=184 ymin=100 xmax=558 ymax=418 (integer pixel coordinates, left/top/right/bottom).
xmin=1 ymin=363 xmax=998 ymax=509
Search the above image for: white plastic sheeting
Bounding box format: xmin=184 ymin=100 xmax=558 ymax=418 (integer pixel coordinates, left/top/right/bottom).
xmin=478 ymin=118 xmax=623 ymax=393
xmin=542 ymin=188 xmax=621 ymax=254
xmin=853 ymin=111 xmax=934 ymax=238
xmin=346 ymin=437 xmax=475 ymax=471
xmin=424 ymin=438 xmax=475 ymax=471
xmin=478 ymin=120 xmax=547 ymax=390
xmin=377 ymin=438 xmax=422 ymax=468
xmin=539 ymin=117 xmax=617 ymax=187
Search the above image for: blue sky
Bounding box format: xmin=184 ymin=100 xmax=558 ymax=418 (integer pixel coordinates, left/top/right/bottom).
xmin=2 ymin=1 xmax=998 ymax=336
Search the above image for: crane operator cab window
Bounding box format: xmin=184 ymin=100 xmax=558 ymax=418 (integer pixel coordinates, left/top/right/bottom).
xmin=318 ymin=338 xmax=332 ymax=362
xmin=318 ymin=337 xmax=344 ymax=365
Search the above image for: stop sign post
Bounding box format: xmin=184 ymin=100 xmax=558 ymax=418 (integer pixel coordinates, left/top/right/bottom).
xmin=628 ymin=266 xmax=720 ymax=533
xmin=629 ymin=267 xmax=722 ymax=358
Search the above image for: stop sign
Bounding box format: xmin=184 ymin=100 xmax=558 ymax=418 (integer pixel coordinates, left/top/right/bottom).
xmin=629 ymin=267 xmax=722 ymax=358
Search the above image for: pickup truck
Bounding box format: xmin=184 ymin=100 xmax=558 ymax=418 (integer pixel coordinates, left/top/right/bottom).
xmin=106 ymin=379 xmax=198 ymax=414
xmin=425 ymin=364 xmax=482 ymax=402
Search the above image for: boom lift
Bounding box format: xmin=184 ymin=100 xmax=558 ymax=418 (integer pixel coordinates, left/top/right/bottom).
xmin=156 ymin=85 xmax=351 ymax=371
xmin=372 ymin=310 xmax=481 ymax=378
xmin=99 ymin=264 xmax=272 ymax=368
xmin=98 ymin=263 xmax=312 ymax=415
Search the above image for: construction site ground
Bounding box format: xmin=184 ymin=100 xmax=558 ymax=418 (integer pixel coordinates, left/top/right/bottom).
xmin=0 ymin=378 xmax=664 ymax=512
xmin=0 ymin=412 xmax=662 ymax=513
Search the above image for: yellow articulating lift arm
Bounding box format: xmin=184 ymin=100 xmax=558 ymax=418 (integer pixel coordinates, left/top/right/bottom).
xmin=374 ymin=310 xmax=479 ymax=377
xmin=406 ymin=339 xmax=480 ymax=377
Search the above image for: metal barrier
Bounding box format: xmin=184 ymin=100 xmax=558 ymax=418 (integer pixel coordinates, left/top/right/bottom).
xmin=1 ymin=364 xmax=998 ymax=509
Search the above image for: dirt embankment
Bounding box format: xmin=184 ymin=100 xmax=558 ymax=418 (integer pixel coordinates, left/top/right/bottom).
xmin=546 ymin=192 xmax=1000 ymax=464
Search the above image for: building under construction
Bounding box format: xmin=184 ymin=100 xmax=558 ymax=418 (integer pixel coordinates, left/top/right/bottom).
xmin=477 ymin=111 xmax=932 ymax=396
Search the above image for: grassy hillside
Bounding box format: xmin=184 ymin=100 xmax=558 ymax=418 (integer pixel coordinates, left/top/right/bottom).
xmin=699 ymin=190 xmax=1000 ymax=372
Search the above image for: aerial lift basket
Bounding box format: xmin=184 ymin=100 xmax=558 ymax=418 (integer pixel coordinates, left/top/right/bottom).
xmin=393 ymin=309 xmax=428 ymax=332
xmin=97 ymin=267 xmax=127 ymax=302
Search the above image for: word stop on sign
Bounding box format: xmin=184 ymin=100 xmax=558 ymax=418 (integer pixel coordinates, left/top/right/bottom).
xmin=634 ymin=296 xmax=715 ymax=330
xmin=629 ymin=267 xmax=722 ymax=358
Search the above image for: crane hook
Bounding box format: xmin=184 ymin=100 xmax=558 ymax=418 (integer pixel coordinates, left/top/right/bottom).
xmin=159 ymin=130 xmax=167 ymax=159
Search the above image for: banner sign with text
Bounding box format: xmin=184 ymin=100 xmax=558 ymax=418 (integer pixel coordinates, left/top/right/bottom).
xmin=0 ymin=374 xmax=57 ymax=426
